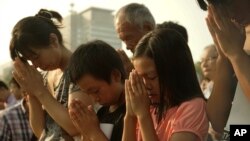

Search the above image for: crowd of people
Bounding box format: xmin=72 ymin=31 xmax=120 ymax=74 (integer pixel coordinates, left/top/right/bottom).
xmin=0 ymin=0 xmax=250 ymax=141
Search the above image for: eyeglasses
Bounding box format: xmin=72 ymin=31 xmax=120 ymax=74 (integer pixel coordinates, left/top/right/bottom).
xmin=200 ymin=56 xmax=217 ymax=64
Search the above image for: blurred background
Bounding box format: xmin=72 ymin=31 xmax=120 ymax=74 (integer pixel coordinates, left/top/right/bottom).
xmin=0 ymin=0 xmax=211 ymax=82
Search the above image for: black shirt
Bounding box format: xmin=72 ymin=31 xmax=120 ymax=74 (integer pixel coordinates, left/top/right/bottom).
xmin=97 ymin=103 xmax=126 ymax=141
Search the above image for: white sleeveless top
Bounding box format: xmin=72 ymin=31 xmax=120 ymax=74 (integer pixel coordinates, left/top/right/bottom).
xmin=225 ymin=83 xmax=250 ymax=130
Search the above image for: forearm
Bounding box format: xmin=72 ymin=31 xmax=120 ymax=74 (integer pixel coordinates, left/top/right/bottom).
xmin=36 ymin=89 xmax=78 ymax=136
xmin=138 ymin=114 xmax=158 ymax=141
xmin=122 ymin=116 xmax=137 ymax=141
xmin=207 ymin=57 xmax=237 ymax=133
xmin=229 ymin=46 xmax=250 ymax=101
xmin=28 ymin=95 xmax=45 ymax=138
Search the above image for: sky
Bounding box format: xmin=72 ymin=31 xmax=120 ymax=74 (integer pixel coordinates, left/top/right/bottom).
xmin=0 ymin=0 xmax=213 ymax=66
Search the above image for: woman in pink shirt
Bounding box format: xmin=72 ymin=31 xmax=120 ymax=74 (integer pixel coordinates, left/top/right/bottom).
xmin=123 ymin=29 xmax=209 ymax=141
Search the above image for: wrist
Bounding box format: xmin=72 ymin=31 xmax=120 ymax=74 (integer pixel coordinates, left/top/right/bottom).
xmin=124 ymin=115 xmax=137 ymax=122
xmin=89 ymin=128 xmax=108 ymax=141
xmin=137 ymin=110 xmax=151 ymax=121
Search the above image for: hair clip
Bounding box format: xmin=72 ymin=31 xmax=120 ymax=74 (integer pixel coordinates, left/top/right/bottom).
xmin=15 ymin=48 xmax=27 ymax=63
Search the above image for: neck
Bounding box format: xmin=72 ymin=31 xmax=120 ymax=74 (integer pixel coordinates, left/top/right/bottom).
xmin=59 ymin=47 xmax=72 ymax=71
xmin=109 ymin=90 xmax=125 ymax=112
xmin=244 ymin=25 xmax=250 ymax=55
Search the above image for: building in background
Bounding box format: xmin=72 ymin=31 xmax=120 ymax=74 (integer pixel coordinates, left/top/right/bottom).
xmin=61 ymin=4 xmax=121 ymax=51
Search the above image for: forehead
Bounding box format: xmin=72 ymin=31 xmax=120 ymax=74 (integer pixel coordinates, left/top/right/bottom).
xmin=201 ymin=47 xmax=217 ymax=57
xmin=133 ymin=57 xmax=156 ymax=74
xmin=77 ymin=74 xmax=106 ymax=91
xmin=115 ymin=16 xmax=141 ymax=33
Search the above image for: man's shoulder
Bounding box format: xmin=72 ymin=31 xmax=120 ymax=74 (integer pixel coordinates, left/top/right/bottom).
xmin=0 ymin=102 xmax=22 ymax=118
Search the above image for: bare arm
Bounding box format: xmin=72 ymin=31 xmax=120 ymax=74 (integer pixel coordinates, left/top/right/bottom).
xmin=68 ymin=99 xmax=107 ymax=141
xmin=205 ymin=5 xmax=238 ymax=132
xmin=28 ymin=95 xmax=45 ymax=138
xmin=37 ymin=90 xmax=93 ymax=136
xmin=206 ymin=57 xmax=237 ymax=132
xmin=137 ymin=114 xmax=159 ymax=141
xmin=228 ymin=27 xmax=250 ymax=101
xmin=124 ymin=72 xmax=159 ymax=141
xmin=122 ymin=116 xmax=137 ymax=141
xmin=170 ymin=132 xmax=197 ymax=141
xmin=13 ymin=58 xmax=93 ymax=136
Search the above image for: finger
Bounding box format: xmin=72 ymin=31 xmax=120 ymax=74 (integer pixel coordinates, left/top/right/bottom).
xmin=130 ymin=71 xmax=139 ymax=96
xmin=133 ymin=70 xmax=143 ymax=95
xmin=206 ymin=16 xmax=225 ymax=57
xmin=207 ymin=6 xmax=221 ymax=34
xmin=126 ymin=78 xmax=134 ymax=97
xmin=125 ymin=80 xmax=132 ymax=101
xmin=209 ymin=5 xmax=224 ymax=30
xmin=206 ymin=17 xmax=219 ymax=47
xmin=12 ymin=71 xmax=24 ymax=87
xmin=138 ymin=73 xmax=147 ymax=96
xmin=73 ymin=99 xmax=88 ymax=117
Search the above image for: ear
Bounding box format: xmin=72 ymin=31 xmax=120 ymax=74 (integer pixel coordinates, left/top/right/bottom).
xmin=49 ymin=33 xmax=59 ymax=47
xmin=111 ymin=69 xmax=122 ymax=83
xmin=143 ymin=22 xmax=154 ymax=32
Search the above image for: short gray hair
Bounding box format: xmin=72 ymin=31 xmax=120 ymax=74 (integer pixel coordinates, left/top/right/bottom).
xmin=115 ymin=3 xmax=155 ymax=29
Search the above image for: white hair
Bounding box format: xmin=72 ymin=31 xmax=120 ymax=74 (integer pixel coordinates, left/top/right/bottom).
xmin=114 ymin=3 xmax=155 ymax=29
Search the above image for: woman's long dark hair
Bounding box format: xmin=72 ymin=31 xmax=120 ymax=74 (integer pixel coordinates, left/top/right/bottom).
xmin=9 ymin=9 xmax=63 ymax=61
xmin=134 ymin=29 xmax=204 ymax=122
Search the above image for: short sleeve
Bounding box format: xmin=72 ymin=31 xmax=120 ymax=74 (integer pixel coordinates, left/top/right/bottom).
xmin=68 ymin=82 xmax=80 ymax=94
xmin=172 ymin=98 xmax=209 ymax=141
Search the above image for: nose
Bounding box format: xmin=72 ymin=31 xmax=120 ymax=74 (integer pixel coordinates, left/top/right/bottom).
xmin=143 ymin=78 xmax=152 ymax=91
xmin=91 ymin=95 xmax=100 ymax=103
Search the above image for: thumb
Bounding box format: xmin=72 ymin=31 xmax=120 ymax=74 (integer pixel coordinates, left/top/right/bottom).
xmin=88 ymin=105 xmax=95 ymax=112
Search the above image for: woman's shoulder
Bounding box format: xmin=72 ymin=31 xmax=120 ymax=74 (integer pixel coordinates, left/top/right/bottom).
xmin=176 ymin=97 xmax=206 ymax=113
xmin=181 ymin=97 xmax=206 ymax=106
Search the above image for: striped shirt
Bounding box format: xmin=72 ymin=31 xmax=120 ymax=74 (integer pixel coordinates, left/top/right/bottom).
xmin=0 ymin=99 xmax=36 ymax=141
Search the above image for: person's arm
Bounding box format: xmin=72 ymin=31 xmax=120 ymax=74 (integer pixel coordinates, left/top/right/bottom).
xmin=12 ymin=58 xmax=93 ymax=136
xmin=206 ymin=57 xmax=236 ymax=132
xmin=169 ymin=132 xmax=197 ymax=141
xmin=68 ymin=99 xmax=108 ymax=141
xmin=28 ymin=95 xmax=45 ymax=138
xmin=205 ymin=5 xmax=238 ymax=132
xmin=122 ymin=116 xmax=137 ymax=141
xmin=37 ymin=90 xmax=93 ymax=136
xmin=137 ymin=113 xmax=159 ymax=141
xmin=228 ymin=26 xmax=250 ymax=101
xmin=125 ymin=71 xmax=159 ymax=141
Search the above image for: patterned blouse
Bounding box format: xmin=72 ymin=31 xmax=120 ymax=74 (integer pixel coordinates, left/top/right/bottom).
xmin=39 ymin=70 xmax=79 ymax=141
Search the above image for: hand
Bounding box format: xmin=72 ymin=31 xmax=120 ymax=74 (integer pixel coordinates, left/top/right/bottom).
xmin=125 ymin=79 xmax=135 ymax=118
xmin=206 ymin=5 xmax=245 ymax=59
xmin=12 ymin=57 xmax=47 ymax=98
xmin=126 ymin=70 xmax=150 ymax=119
xmin=117 ymin=49 xmax=134 ymax=77
xmin=68 ymin=99 xmax=100 ymax=137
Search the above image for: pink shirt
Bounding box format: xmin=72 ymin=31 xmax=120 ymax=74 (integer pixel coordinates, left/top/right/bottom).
xmin=137 ymin=98 xmax=209 ymax=141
